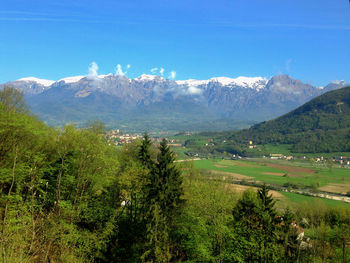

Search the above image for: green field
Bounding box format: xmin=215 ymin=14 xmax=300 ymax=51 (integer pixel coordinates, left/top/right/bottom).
xmin=194 ymin=158 xmax=350 ymax=207
xmin=279 ymin=191 xmax=350 ymax=208
xmin=195 ymin=159 xmax=350 ymax=188
xmin=171 ymin=146 xmax=188 ymax=159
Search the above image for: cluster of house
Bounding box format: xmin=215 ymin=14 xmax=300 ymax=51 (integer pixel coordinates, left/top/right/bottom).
xmin=105 ymin=129 xmax=182 ymax=146
xmin=310 ymin=156 xmax=350 ymax=166
xmin=267 ymin=154 xmax=350 ymax=165
xmin=105 ymin=129 xmax=142 ymax=145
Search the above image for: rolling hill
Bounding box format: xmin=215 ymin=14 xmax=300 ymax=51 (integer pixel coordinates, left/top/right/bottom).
xmin=201 ymin=86 xmax=350 ymax=154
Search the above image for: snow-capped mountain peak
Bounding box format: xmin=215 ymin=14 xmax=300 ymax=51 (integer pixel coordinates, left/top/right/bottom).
xmin=98 ymin=73 xmax=114 ymax=78
xmin=176 ymin=76 xmax=268 ymax=90
xmin=176 ymin=79 xmax=209 ymax=86
xmin=16 ymin=77 xmax=55 ymax=87
xmin=210 ymin=76 xmax=267 ymax=90
xmin=135 ymin=74 xmax=164 ymax=81
xmin=58 ymin=76 xmax=85 ymax=84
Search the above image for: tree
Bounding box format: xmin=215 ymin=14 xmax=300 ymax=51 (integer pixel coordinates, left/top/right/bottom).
xmin=0 ymin=86 xmax=28 ymax=113
xmin=156 ymin=139 xmax=183 ymax=214
xmin=232 ymin=186 xmax=280 ymax=262
xmin=142 ymin=138 xmax=184 ymax=263
xmin=139 ymin=134 xmax=154 ymax=170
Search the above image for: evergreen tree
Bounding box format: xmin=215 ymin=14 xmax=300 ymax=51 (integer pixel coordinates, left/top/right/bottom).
xmin=232 ymin=186 xmax=280 ymax=262
xmin=142 ymin=138 xmax=183 ymax=263
xmin=156 ymin=139 xmax=183 ymax=214
xmin=139 ymin=134 xmax=154 ymax=170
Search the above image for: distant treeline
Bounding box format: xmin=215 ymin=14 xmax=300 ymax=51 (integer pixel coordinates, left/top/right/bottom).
xmin=1 ymin=86 xmax=350 ymax=262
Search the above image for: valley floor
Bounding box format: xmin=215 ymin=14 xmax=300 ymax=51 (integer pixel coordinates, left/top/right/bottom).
xmin=190 ymin=157 xmax=350 ymax=208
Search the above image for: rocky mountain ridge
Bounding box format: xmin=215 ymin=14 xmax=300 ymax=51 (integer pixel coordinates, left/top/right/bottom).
xmin=1 ymin=74 xmax=347 ymax=131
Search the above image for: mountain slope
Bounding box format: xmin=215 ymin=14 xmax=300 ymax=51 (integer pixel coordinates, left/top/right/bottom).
xmin=229 ymin=86 xmax=350 ymax=153
xmin=1 ymin=74 xmax=347 ymax=131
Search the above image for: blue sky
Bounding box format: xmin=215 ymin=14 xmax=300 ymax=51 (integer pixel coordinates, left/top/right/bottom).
xmin=1 ymin=0 xmax=350 ymax=86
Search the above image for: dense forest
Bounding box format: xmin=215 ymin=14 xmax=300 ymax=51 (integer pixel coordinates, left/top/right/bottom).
xmin=1 ymin=86 xmax=350 ymax=262
xmin=194 ymin=86 xmax=350 ymax=155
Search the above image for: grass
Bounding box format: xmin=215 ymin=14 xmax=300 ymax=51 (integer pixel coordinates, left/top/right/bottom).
xmin=171 ymin=146 xmax=188 ymax=159
xmin=279 ymin=191 xmax=350 ymax=208
xmin=194 ymin=158 xmax=350 ymax=207
xmin=195 ymin=159 xmax=350 ymax=188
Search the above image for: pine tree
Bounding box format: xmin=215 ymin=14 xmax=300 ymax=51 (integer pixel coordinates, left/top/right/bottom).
xmin=139 ymin=134 xmax=154 ymax=170
xmin=141 ymin=138 xmax=183 ymax=263
xmin=258 ymin=184 xmax=277 ymax=218
xmin=232 ymin=186 xmax=280 ymax=262
xmin=156 ymin=139 xmax=183 ymax=215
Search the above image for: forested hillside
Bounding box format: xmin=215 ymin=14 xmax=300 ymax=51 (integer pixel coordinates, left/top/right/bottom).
xmin=1 ymin=86 xmax=350 ymax=262
xmin=210 ymin=86 xmax=350 ymax=154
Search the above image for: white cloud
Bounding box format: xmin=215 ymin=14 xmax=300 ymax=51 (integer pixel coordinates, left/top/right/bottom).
xmin=115 ymin=64 xmax=129 ymax=76
xmin=88 ymin=61 xmax=98 ymax=78
xmin=187 ymin=86 xmax=203 ymax=95
xmin=169 ymin=70 xmax=176 ymax=80
xmin=159 ymin=68 xmax=164 ymax=76
xmin=150 ymin=67 xmax=158 ymax=74
xmin=115 ymin=64 xmax=131 ymax=76
xmin=151 ymin=67 xmax=165 ymax=76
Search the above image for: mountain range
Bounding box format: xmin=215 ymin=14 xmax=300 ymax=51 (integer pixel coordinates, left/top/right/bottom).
xmin=1 ymin=74 xmax=347 ymax=132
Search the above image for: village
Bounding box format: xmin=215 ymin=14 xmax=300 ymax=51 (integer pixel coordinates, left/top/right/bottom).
xmin=105 ymin=129 xmax=179 ymax=146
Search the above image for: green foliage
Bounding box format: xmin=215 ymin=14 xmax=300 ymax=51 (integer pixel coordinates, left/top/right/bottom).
xmin=0 ymin=89 xmax=121 ymax=262
xmin=231 ymin=186 xmax=280 ymax=262
xmin=1 ymin=86 xmax=350 ymax=262
xmin=0 ymin=86 xmax=28 ymax=113
xmin=172 ymin=174 xmax=238 ymax=262
xmin=141 ymin=137 xmax=184 ymax=263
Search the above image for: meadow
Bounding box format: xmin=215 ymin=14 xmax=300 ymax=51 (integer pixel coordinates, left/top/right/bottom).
xmin=193 ymin=158 xmax=350 ymax=208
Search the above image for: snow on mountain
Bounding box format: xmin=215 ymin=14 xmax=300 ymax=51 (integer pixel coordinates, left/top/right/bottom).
xmin=98 ymin=73 xmax=114 ymax=78
xmin=135 ymin=74 xmax=164 ymax=81
xmin=177 ymin=76 xmax=268 ymax=90
xmin=210 ymin=76 xmax=268 ymax=90
xmin=58 ymin=76 xmax=85 ymax=84
xmin=176 ymin=79 xmax=209 ymax=86
xmin=58 ymin=74 xmax=114 ymax=84
xmin=13 ymin=74 xmax=267 ymax=91
xmin=16 ymin=77 xmax=55 ymax=87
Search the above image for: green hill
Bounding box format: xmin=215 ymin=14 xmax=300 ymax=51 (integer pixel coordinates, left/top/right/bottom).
xmin=232 ymin=86 xmax=350 ymax=153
